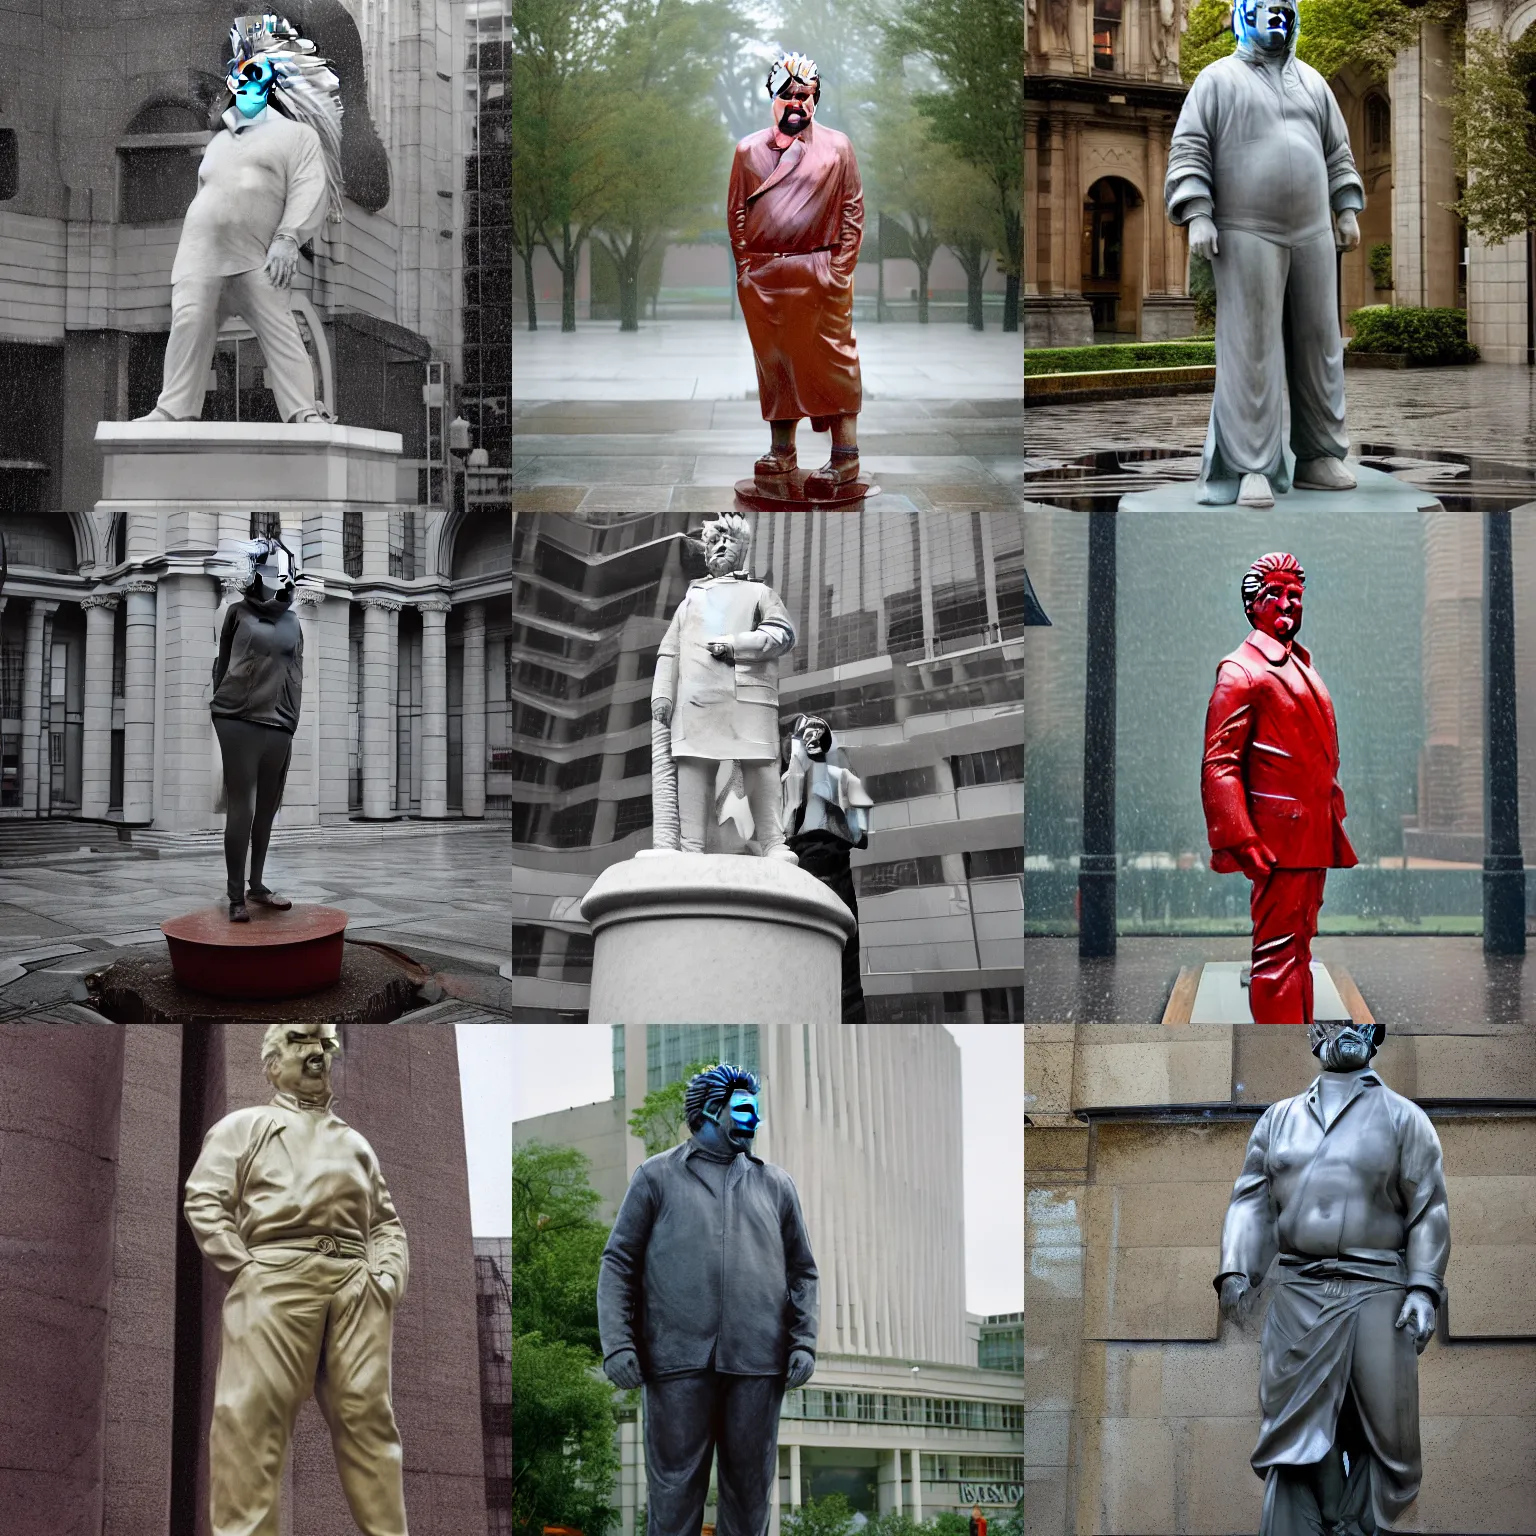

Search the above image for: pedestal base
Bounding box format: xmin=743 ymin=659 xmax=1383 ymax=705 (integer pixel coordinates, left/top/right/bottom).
xmin=579 ymin=852 xmax=855 ymax=1024
xmin=1170 ymin=960 xmax=1368 ymax=1025
xmin=733 ymin=472 xmax=879 ymax=511
xmin=1118 ymin=460 xmax=1442 ymax=514
xmin=161 ymin=902 xmax=348 ymax=998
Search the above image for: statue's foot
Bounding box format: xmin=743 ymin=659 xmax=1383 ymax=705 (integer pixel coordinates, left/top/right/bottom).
xmin=805 ymin=453 xmax=860 ymax=498
xmin=754 ymin=447 xmax=797 ymax=480
xmin=1236 ymin=472 xmax=1274 ymax=508
xmin=288 ymin=406 xmax=335 ymax=424
xmin=229 ymin=900 xmax=250 ymax=923
xmin=135 ymin=407 xmax=178 ymax=422
xmin=1294 ymin=456 xmax=1357 ymax=491
xmin=764 ymin=844 xmax=799 ymax=865
xmin=248 ymin=886 xmax=292 ymax=910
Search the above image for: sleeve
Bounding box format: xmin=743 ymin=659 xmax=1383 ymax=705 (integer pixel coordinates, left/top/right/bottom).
xmin=728 ymin=145 xmax=751 ymax=283
xmin=651 ymin=602 xmax=683 ymax=709
xmin=730 ymin=586 xmax=796 ymax=660
xmin=1165 ymin=73 xmax=1216 ymax=226
xmin=369 ymin=1157 xmax=411 ymax=1299
xmin=183 ymin=1115 xmax=257 ymax=1277
xmin=1399 ymin=1104 xmax=1451 ymax=1300
xmin=1202 ymin=659 xmax=1261 ymax=861
xmin=1319 ymin=77 xmax=1365 ymax=213
xmin=1216 ymin=1106 xmax=1279 ymax=1291
xmin=832 ymin=140 xmax=864 ymax=284
xmin=780 ymin=1174 xmax=820 ymax=1357
xmin=596 ymin=1165 xmax=657 ymax=1364
xmin=212 ymin=603 xmax=240 ymax=691
xmin=276 ymin=125 xmax=329 ymax=245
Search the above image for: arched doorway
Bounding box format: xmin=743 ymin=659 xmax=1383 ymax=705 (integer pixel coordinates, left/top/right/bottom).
xmin=1081 ymin=176 xmax=1143 ymax=339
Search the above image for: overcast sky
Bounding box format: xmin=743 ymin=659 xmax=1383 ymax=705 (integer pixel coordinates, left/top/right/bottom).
xmin=505 ymin=1024 xmax=1023 ymax=1315
xmin=457 ymin=1023 xmax=514 ymax=1236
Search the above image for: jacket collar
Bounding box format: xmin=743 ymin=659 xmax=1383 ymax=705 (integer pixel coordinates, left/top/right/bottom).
xmin=683 ymin=1135 xmax=762 ymax=1166
xmin=748 ymin=129 xmax=810 ymax=203
xmin=272 ymin=1088 xmax=335 ymax=1114
xmin=1302 ymin=1068 xmax=1381 ymax=1130
xmin=1244 ymin=628 xmax=1311 ymax=667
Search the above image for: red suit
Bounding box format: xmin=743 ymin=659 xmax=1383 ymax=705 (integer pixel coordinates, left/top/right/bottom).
xmin=727 ymin=122 xmax=863 ymax=424
xmin=1202 ymin=628 xmax=1357 ymax=1023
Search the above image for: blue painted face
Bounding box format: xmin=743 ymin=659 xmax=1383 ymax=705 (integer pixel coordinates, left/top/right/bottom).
xmin=727 ymin=1090 xmax=760 ymax=1141
xmin=1235 ymin=0 xmax=1295 ymax=53
xmin=228 ymin=55 xmax=276 ymax=118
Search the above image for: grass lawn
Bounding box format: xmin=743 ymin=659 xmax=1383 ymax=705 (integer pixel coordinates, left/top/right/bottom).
xmin=1025 ymin=339 xmax=1216 ymax=376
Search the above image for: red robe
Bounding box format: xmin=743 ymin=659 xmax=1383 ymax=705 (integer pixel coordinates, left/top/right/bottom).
xmin=727 ymin=121 xmax=863 ymax=424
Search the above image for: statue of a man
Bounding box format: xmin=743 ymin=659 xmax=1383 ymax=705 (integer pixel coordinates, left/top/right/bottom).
xmin=1166 ymin=0 xmax=1364 ymax=507
xmin=1217 ymin=1018 xmax=1449 ymax=1534
xmin=138 ymin=14 xmax=342 ymax=424
xmin=650 ymin=514 xmax=798 ymax=858
xmin=598 ymin=1064 xmax=818 ymax=1536
xmin=727 ymin=51 xmax=864 ymax=496
xmin=184 ymin=1023 xmax=410 ymax=1536
xmin=1202 ymin=553 xmax=1357 ymax=1023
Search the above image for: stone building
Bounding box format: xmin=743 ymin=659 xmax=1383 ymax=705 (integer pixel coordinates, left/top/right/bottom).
xmin=474 ymin=1236 xmax=512 ymax=1536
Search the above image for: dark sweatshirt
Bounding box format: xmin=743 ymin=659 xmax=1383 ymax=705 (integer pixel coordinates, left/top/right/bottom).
xmin=210 ymin=593 xmax=303 ymax=733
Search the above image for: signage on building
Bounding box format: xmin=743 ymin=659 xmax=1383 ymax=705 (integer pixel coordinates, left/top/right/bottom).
xmin=959 ymin=1483 xmax=1024 ymax=1508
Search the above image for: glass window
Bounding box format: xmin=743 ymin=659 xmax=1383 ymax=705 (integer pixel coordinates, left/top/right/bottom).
xmin=951 ymin=745 xmax=1025 ymax=787
xmin=1093 ymin=0 xmax=1122 ymax=69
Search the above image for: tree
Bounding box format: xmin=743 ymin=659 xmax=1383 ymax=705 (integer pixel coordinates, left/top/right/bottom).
xmin=512 ymin=1140 xmax=612 ymax=1356
xmin=865 ymin=91 xmax=952 ymax=323
xmin=627 ymin=1058 xmax=715 ymax=1156
xmin=931 ymin=155 xmax=1004 ymax=330
xmin=511 ymin=1332 xmax=620 ymax=1536
xmin=1451 ymin=26 xmax=1536 ymax=245
xmin=780 ymin=1494 xmax=856 ymax=1536
xmin=883 ymin=0 xmax=1024 ymax=330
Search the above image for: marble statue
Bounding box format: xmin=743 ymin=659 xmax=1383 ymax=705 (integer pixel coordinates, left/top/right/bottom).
xmin=1165 ymin=0 xmax=1364 ymax=507
xmin=1217 ymin=1018 xmax=1449 ymax=1534
xmin=650 ymin=514 xmax=798 ymax=858
xmin=783 ymin=712 xmax=873 ymax=1019
xmin=598 ymin=1064 xmax=818 ymax=1536
xmin=210 ymin=537 xmax=304 ymax=922
xmin=727 ymin=51 xmax=865 ymax=496
xmin=1202 ymin=553 xmax=1357 ymax=1023
xmin=138 ymin=14 xmax=342 ymax=424
xmin=185 ymin=1023 xmax=411 ymax=1536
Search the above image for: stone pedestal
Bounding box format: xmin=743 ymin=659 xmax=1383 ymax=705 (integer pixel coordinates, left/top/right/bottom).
xmin=1140 ymin=294 xmax=1199 ymax=341
xmin=1023 ymin=295 xmax=1093 ymax=348
xmin=580 ymin=852 xmax=855 ymax=1024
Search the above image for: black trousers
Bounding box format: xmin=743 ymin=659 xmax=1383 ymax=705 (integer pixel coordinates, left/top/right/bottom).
xmin=213 ymin=716 xmax=293 ymax=903
xmin=643 ymin=1369 xmax=784 ymax=1536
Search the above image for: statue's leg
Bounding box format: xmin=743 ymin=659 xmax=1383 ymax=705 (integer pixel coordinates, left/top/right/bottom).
xmin=313 ymin=1263 xmax=408 ymax=1536
xmin=1248 ymin=868 xmax=1313 ymax=1024
xmin=1258 ymin=1462 xmax=1329 ymax=1536
xmin=641 ymin=1370 xmax=718 ymax=1536
xmin=233 ymin=270 xmax=327 ymax=422
xmin=1343 ymin=1286 xmax=1425 ymax=1528
xmin=209 ymin=1255 xmax=330 ymax=1536
xmin=151 ymin=276 xmax=225 ymax=422
xmin=716 ymin=1372 xmax=787 ymax=1533
xmin=677 ymin=757 xmax=713 ymax=853
xmin=1207 ymin=230 xmax=1289 ymax=491
xmin=214 ymin=717 xmax=258 ymax=907
xmin=1285 ymin=229 xmax=1352 ymax=472
xmin=247 ymin=727 xmax=293 ymax=900
xmin=743 ymin=761 xmax=796 ymax=862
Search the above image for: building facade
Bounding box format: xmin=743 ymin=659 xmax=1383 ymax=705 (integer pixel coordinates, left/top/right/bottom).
xmin=475 ymin=1236 xmax=512 ymax=1536
xmin=512 ymin=1022 xmax=1025 ymax=1536
xmin=506 ymin=508 xmax=1027 ymax=1023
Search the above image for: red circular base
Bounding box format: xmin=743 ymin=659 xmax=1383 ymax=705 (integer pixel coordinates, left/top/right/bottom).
xmin=733 ymin=473 xmax=878 ymax=511
xmin=161 ymin=904 xmax=349 ymax=999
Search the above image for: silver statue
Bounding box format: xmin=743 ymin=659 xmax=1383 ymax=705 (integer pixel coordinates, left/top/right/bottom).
xmin=1165 ymin=0 xmax=1363 ymax=507
xmin=650 ymin=514 xmax=798 ymax=859
xmin=1217 ymin=1019 xmax=1449 ymax=1534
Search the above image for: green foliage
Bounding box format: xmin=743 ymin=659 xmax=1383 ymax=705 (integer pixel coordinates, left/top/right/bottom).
xmin=627 ymin=1059 xmax=715 ymax=1156
xmin=1345 ymin=305 xmax=1480 ymax=364
xmin=1452 ymin=27 xmax=1536 ymax=244
xmin=1181 ymin=0 xmax=1234 ymax=80
xmin=1024 ymin=341 xmax=1217 ymax=376
xmin=1189 ymin=251 xmax=1217 ymax=330
xmin=861 ymin=1515 xmax=924 ymax=1536
xmin=1367 ymin=241 xmax=1393 ymax=289
xmin=511 ymin=1332 xmax=619 ymax=1536
xmin=989 ymin=1507 xmax=1025 ymax=1536
xmin=926 ymin=1514 xmax=971 ymax=1536
xmin=512 ymin=1141 xmax=612 ymax=1355
xmin=780 ymin=1494 xmax=857 ymax=1536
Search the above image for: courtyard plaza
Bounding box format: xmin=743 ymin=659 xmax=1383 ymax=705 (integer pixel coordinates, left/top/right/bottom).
xmin=0 ymin=819 xmax=517 ymax=1019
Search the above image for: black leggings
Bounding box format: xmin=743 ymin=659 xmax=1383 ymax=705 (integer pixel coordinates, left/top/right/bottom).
xmin=213 ymin=716 xmax=293 ymax=903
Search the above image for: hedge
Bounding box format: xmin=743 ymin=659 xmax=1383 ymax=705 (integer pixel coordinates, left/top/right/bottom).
xmin=1345 ymin=305 xmax=1479 ymax=365
xmin=1024 ymin=340 xmax=1216 ymax=376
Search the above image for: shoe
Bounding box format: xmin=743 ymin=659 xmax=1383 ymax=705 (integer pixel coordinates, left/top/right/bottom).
xmin=229 ymin=900 xmax=250 ymax=923
xmin=805 ymin=454 xmax=860 ymax=498
xmin=1236 ymin=472 xmax=1274 ymax=508
xmin=1294 ymin=456 xmax=1357 ymax=490
xmin=754 ymin=448 xmax=797 ymax=479
xmin=134 ymin=407 xmax=176 ymax=422
xmin=248 ymin=887 xmax=293 ymax=910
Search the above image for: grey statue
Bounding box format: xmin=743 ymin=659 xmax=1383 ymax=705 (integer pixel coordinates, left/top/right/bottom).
xmin=1165 ymin=0 xmax=1364 ymax=508
xmin=650 ymin=514 xmax=798 ymax=858
xmin=1217 ymin=1019 xmax=1449 ymax=1534
xmin=211 ymin=537 xmax=303 ymax=922
xmin=598 ymin=1064 xmax=818 ymax=1536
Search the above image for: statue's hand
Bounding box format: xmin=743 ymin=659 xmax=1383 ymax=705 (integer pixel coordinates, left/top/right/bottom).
xmin=651 ymin=698 xmax=672 ymax=726
xmin=1188 ymin=214 xmax=1220 ymax=261
xmin=1334 ymin=208 xmax=1361 ymax=253
xmin=1232 ymin=838 xmax=1277 ymax=882
xmin=1395 ymin=1288 xmax=1437 ymax=1354
xmin=604 ymin=1348 xmax=645 ymax=1390
xmin=374 ymin=1271 xmax=398 ymax=1304
xmin=706 ymin=639 xmax=736 ymax=664
xmin=1218 ymin=1274 xmax=1251 ymax=1324
xmin=785 ymin=1347 xmax=815 ymax=1389
xmin=264 ymin=233 xmax=300 ymax=289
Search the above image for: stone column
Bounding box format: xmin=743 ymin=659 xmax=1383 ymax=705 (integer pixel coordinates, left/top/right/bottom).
xmin=909 ymin=1448 xmax=923 ymax=1522
xmin=291 ymin=585 xmax=326 ymax=826
xmin=461 ymin=600 xmax=487 ymax=818
xmin=419 ymin=597 xmax=452 ymax=817
xmin=79 ymin=593 xmax=119 ymax=819
xmin=20 ymin=599 xmax=54 ymax=816
xmin=789 ymin=1442 xmax=801 ymax=1507
xmin=360 ymin=597 xmax=401 ymax=819
xmin=122 ymin=581 xmax=158 ymax=823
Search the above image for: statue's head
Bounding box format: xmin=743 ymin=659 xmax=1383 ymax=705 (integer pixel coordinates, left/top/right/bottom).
xmin=228 ymin=51 xmax=276 ymax=117
xmin=767 ymin=50 xmax=819 ymax=138
xmin=1241 ymin=551 xmax=1304 ymax=644
xmin=1307 ymin=1017 xmax=1384 ymax=1072
xmin=793 ymin=713 xmax=832 ymax=759
xmin=261 ymin=1023 xmax=341 ymax=1098
xmin=685 ymin=1063 xmax=761 ymax=1151
xmin=252 ymin=536 xmax=298 ymax=606
xmin=702 ymin=513 xmax=752 ymax=577
xmin=1233 ymin=0 xmax=1296 ymax=55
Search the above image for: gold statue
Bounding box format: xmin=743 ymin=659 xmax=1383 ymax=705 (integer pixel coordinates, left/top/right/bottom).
xmin=185 ymin=1022 xmax=411 ymax=1535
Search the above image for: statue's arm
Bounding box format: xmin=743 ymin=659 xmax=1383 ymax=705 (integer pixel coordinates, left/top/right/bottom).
xmin=727 ymin=147 xmax=751 ymax=282
xmin=183 ymin=1115 xmax=256 ymax=1276
xmin=596 ymin=1166 xmax=657 ymax=1366
xmin=729 ymin=589 xmax=797 ymax=661
xmin=368 ymin=1158 xmax=411 ymax=1301
xmin=651 ymin=605 xmax=682 ymax=720
xmin=780 ymin=1176 xmax=820 ymax=1357
xmin=276 ymin=128 xmax=329 ymax=247
xmin=1201 ymin=661 xmax=1261 ymax=858
xmin=212 ymin=604 xmax=240 ymax=690
xmin=1215 ymin=1106 xmax=1278 ymax=1293
xmin=1400 ymin=1107 xmax=1450 ymax=1301
xmin=832 ymin=142 xmax=863 ymax=283
xmin=1165 ymin=74 xmax=1216 ymax=226
xmin=1318 ymin=76 xmax=1365 ymax=213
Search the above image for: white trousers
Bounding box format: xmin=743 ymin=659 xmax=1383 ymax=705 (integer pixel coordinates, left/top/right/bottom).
xmin=677 ymin=757 xmax=786 ymax=854
xmin=155 ymin=268 xmax=321 ymax=422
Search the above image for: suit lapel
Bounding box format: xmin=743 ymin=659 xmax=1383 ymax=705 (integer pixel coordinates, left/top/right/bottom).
xmin=746 ymin=136 xmax=806 ymax=204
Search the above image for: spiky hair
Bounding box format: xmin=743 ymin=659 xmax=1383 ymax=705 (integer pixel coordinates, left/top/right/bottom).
xmin=210 ymin=535 xmax=299 ymax=589
xmin=1240 ymin=551 xmax=1304 ymax=616
xmin=229 ymin=13 xmax=344 ymax=222
xmin=684 ymin=1063 xmax=760 ymax=1132
xmin=702 ymin=512 xmax=752 ymax=564
xmin=768 ymin=50 xmax=820 ymax=101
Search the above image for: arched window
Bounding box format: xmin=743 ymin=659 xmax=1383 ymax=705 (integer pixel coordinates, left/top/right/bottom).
xmin=118 ymin=100 xmax=209 ymax=224
xmin=1366 ymin=93 xmax=1391 ymax=156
